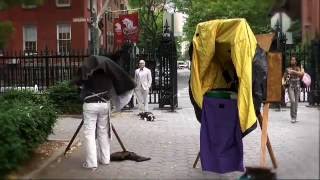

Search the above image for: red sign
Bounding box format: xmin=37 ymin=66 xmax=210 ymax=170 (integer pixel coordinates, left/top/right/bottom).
xmin=113 ymin=12 xmax=139 ymax=45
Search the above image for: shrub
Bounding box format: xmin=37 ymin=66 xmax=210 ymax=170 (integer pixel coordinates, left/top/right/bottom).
xmin=0 ymin=90 xmax=57 ymax=177
xmin=47 ymin=81 xmax=82 ymax=114
xmin=0 ymin=89 xmax=52 ymax=107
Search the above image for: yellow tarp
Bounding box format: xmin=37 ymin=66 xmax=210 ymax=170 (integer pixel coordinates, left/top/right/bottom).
xmin=190 ymin=18 xmax=257 ymax=133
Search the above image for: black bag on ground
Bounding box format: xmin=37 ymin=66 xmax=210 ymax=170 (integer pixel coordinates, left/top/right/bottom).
xmin=110 ymin=151 xmax=151 ymax=162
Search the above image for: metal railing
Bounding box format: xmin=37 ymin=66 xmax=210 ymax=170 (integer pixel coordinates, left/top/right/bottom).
xmin=0 ymin=49 xmax=88 ymax=93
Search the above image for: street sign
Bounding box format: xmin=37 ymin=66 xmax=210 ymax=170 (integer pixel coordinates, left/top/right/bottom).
xmin=163 ymin=12 xmax=186 ymax=37
xmin=73 ymin=17 xmax=89 ymax=23
xmin=271 ymin=12 xmax=291 ymax=32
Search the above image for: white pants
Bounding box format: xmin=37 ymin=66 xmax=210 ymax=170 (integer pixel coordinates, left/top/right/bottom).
xmin=135 ymin=88 xmax=149 ymax=112
xmin=83 ymin=102 xmax=111 ymax=168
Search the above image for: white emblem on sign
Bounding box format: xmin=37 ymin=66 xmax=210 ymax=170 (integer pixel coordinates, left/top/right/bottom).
xmin=122 ymin=18 xmax=138 ymax=35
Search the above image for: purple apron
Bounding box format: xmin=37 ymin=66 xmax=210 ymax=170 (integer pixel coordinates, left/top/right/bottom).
xmin=200 ymin=96 xmax=244 ymax=173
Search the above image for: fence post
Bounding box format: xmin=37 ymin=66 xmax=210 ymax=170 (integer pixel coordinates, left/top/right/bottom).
xmin=45 ymin=46 xmax=50 ymax=89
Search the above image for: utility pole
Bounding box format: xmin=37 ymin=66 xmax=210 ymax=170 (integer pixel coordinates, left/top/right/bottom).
xmin=90 ymin=0 xmax=99 ymax=55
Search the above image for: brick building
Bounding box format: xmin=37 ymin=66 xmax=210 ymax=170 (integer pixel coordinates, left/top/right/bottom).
xmin=0 ymin=0 xmax=128 ymax=53
xmin=271 ymin=0 xmax=320 ymax=42
xmin=301 ymin=0 xmax=320 ymax=42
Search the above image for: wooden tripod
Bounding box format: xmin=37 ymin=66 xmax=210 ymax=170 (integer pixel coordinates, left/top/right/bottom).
xmin=64 ymin=118 xmax=127 ymax=155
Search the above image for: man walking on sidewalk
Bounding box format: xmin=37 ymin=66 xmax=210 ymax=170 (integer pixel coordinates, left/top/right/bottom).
xmin=135 ymin=59 xmax=152 ymax=112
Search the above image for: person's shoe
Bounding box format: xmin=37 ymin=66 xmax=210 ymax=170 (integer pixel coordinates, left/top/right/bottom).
xmin=82 ymin=162 xmax=97 ymax=171
xmin=98 ymin=161 xmax=110 ymax=165
xmin=291 ymin=118 xmax=296 ymax=123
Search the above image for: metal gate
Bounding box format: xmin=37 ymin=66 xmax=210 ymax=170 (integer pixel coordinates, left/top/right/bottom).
xmin=157 ymin=34 xmax=178 ymax=110
xmin=135 ymin=51 xmax=160 ymax=104
xmin=134 ymin=33 xmax=178 ymax=110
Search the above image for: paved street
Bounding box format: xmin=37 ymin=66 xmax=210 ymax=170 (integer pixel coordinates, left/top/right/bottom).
xmin=34 ymin=69 xmax=319 ymax=179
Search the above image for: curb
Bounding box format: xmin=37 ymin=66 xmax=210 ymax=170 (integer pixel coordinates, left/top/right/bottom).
xmin=59 ymin=114 xmax=82 ymax=118
xmin=21 ymin=138 xmax=80 ymax=179
xmin=23 ymin=138 xmax=80 ymax=179
xmin=22 ymin=111 xmax=124 ymax=179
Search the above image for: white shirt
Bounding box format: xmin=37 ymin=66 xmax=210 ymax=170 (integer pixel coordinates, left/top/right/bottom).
xmin=135 ymin=67 xmax=152 ymax=90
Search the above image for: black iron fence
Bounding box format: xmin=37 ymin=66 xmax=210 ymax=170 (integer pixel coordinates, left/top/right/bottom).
xmin=135 ymin=38 xmax=178 ymax=110
xmin=0 ymin=48 xmax=163 ymax=105
xmin=0 ymin=50 xmax=87 ymax=93
xmin=0 ymin=43 xmax=179 ymax=109
xmin=309 ymin=40 xmax=320 ymax=105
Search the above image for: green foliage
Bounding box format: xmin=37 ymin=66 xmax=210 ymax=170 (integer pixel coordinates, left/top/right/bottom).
xmin=0 ymin=89 xmax=52 ymax=107
xmin=0 ymin=90 xmax=57 ymax=177
xmin=173 ymin=0 xmax=275 ymax=41
xmin=289 ymin=20 xmax=302 ymax=44
xmin=47 ymin=81 xmax=82 ymax=114
xmin=175 ymin=36 xmax=183 ymax=60
xmin=129 ymin=0 xmax=166 ymax=49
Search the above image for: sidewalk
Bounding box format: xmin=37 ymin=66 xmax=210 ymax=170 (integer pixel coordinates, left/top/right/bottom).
xmin=29 ymin=97 xmax=319 ymax=179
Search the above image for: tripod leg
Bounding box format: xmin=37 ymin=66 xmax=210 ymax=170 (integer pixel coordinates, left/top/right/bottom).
xmin=258 ymin=114 xmax=278 ymax=169
xmin=193 ymin=152 xmax=200 ymax=168
xmin=64 ymin=119 xmax=84 ymax=156
xmin=111 ymin=124 xmax=127 ymax=152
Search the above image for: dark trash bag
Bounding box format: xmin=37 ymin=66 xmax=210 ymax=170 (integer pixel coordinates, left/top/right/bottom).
xmin=111 ymin=151 xmax=151 ymax=162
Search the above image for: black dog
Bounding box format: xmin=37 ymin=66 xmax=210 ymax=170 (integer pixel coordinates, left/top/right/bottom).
xmin=138 ymin=112 xmax=155 ymax=121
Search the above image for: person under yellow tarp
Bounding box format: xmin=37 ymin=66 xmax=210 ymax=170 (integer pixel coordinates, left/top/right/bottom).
xmin=190 ymin=18 xmax=258 ymax=136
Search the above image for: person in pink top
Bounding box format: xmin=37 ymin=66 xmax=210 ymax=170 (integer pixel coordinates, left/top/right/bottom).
xmin=283 ymin=56 xmax=304 ymax=123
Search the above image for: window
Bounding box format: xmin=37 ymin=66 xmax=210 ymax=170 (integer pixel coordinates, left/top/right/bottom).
xmin=56 ymin=0 xmax=71 ymax=7
xmin=57 ymin=24 xmax=71 ymax=54
xmin=120 ymin=4 xmax=126 ymax=10
xmin=23 ymin=26 xmax=37 ymax=53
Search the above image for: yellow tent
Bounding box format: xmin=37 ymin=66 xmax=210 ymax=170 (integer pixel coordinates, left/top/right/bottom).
xmin=190 ymin=18 xmax=257 ymax=135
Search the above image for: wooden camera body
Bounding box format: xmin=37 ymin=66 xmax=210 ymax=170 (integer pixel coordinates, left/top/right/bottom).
xmin=256 ymin=34 xmax=283 ymax=103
